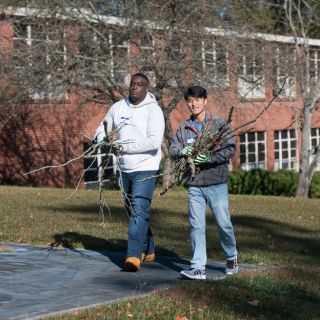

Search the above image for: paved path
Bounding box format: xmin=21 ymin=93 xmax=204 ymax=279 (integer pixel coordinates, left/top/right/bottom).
xmin=0 ymin=242 xmax=258 ymax=320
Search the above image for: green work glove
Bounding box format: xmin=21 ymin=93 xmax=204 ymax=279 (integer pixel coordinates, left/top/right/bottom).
xmin=179 ymin=146 xmax=193 ymax=157
xmin=103 ymin=135 xmax=110 ymax=143
xmin=194 ymin=154 xmax=212 ymax=165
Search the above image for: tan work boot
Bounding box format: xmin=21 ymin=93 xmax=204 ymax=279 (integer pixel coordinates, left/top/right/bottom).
xmin=141 ymin=252 xmax=155 ymax=263
xmin=124 ymin=256 xmax=141 ymax=271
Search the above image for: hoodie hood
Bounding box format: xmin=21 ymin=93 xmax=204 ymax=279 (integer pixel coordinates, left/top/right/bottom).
xmin=125 ymin=92 xmax=158 ymax=109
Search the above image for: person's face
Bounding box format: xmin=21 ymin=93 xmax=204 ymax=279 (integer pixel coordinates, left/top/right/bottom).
xmin=129 ymin=76 xmax=148 ymax=104
xmin=186 ymin=96 xmax=207 ymax=120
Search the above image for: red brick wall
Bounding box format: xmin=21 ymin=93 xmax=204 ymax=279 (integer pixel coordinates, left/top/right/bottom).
xmin=1 ymin=17 xmax=320 ymax=188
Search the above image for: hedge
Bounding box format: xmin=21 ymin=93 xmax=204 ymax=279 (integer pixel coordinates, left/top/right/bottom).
xmin=228 ymin=169 xmax=320 ymax=198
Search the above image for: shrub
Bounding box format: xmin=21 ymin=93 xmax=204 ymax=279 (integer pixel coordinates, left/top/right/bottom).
xmin=228 ymin=169 xmax=305 ymax=197
xmin=268 ymin=169 xmax=298 ymax=197
xmin=309 ymin=171 xmax=320 ymax=198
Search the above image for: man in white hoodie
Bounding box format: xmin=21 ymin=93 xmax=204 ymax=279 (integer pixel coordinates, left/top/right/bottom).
xmin=95 ymin=73 xmax=165 ymax=271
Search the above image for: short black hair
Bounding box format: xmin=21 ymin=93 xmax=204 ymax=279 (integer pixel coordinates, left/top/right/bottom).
xmin=184 ymin=85 xmax=207 ymax=100
xmin=131 ymin=72 xmax=149 ymax=84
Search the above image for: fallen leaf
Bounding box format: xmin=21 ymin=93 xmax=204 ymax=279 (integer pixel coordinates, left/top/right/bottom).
xmin=248 ymin=299 xmax=260 ymax=306
xmin=26 ymin=227 xmax=33 ymax=233
xmin=17 ymin=237 xmax=27 ymax=243
xmin=126 ymin=311 xmax=134 ymax=318
xmin=145 ymin=309 xmax=153 ymax=316
xmin=176 ymin=316 xmax=189 ymax=320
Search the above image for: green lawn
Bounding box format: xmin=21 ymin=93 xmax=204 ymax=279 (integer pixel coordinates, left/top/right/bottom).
xmin=1 ymin=185 xmax=319 ymax=319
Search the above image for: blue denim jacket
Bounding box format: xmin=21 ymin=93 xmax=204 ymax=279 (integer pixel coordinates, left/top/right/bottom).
xmin=169 ymin=112 xmax=235 ymax=186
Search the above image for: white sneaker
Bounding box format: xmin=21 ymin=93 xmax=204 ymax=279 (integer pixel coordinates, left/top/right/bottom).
xmin=180 ymin=268 xmax=206 ymax=280
xmin=225 ymin=258 xmax=238 ymax=275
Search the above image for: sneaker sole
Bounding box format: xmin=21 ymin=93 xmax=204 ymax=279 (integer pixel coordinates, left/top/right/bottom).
xmin=180 ymin=272 xmax=206 ymax=280
xmin=225 ymin=269 xmax=238 ymax=275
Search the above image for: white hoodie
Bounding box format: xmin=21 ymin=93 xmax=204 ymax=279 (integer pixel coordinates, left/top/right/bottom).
xmin=95 ymin=92 xmax=165 ymax=172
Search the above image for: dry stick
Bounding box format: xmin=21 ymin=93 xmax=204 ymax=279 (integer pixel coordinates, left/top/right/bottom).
xmin=24 ymin=146 xmax=99 ymax=175
xmin=23 ymin=122 xmax=133 ymax=223
xmin=98 ymin=120 xmax=110 ymax=224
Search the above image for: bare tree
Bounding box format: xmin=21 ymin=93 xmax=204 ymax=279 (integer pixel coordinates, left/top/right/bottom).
xmin=281 ymin=0 xmax=320 ymax=197
xmin=1 ymin=1 xmax=309 ymax=189
xmin=1 ymin=1 xmax=240 ymax=188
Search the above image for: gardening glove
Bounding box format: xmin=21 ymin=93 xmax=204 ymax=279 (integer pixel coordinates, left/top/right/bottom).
xmin=194 ymin=154 xmax=212 ymax=165
xmin=110 ymin=142 xmax=123 ymax=156
xmin=102 ymin=135 xmax=110 ymax=143
xmin=179 ymin=146 xmax=193 ymax=157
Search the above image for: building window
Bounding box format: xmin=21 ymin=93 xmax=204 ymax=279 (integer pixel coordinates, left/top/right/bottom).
xmin=137 ymin=34 xmax=155 ymax=85
xmin=79 ymin=29 xmax=129 ymax=85
xmin=311 ymin=128 xmax=320 ymax=170
xmin=166 ymin=35 xmax=184 ymax=87
xmin=201 ymin=38 xmax=229 ymax=87
xmin=272 ymin=45 xmax=296 ymax=98
xmin=308 ymin=49 xmax=320 ymax=90
xmin=111 ymin=31 xmax=130 ymax=84
xmin=274 ymin=129 xmax=297 ymax=170
xmin=237 ymin=42 xmax=265 ymax=99
xmin=78 ymin=30 xmax=111 ymax=86
xmin=239 ymin=131 xmax=266 ymax=170
xmin=83 ymin=144 xmax=116 ymax=189
xmin=13 ymin=22 xmax=66 ymax=100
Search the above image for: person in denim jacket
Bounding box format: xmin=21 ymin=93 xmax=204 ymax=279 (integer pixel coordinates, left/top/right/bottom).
xmin=169 ymin=85 xmax=238 ymax=279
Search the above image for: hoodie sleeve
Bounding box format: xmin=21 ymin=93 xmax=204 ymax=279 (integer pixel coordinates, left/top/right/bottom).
xmin=123 ymin=104 xmax=165 ymax=154
xmin=94 ymin=106 xmax=115 ymax=143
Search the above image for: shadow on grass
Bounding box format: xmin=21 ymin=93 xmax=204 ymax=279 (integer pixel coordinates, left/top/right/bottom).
xmin=232 ymin=215 xmax=320 ymax=260
xmin=173 ymin=275 xmax=320 ymax=320
xmin=40 ymin=203 xmax=124 ymax=216
xmin=45 ymin=204 xmax=320 ymax=262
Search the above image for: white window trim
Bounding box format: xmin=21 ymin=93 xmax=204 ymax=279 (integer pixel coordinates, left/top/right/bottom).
xmin=307 ymin=49 xmax=320 ymax=93
xmin=110 ymin=32 xmax=130 ymax=85
xmin=83 ymin=147 xmax=116 ymax=188
xmin=238 ymin=54 xmax=265 ymax=99
xmin=240 ymin=132 xmax=266 ymax=170
xmin=201 ymin=39 xmax=229 ymax=87
xmin=274 ymin=129 xmax=298 ymax=171
xmin=310 ymin=128 xmax=320 ymax=170
xmin=139 ymin=36 xmax=155 ymax=86
xmin=13 ymin=23 xmax=67 ymax=99
xmin=274 ymin=47 xmax=296 ymax=98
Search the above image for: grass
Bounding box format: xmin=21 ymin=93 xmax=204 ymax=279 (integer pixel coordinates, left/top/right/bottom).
xmin=0 ymin=185 xmax=319 ymax=319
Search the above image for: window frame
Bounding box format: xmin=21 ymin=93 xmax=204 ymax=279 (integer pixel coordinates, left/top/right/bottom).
xmin=239 ymin=131 xmax=266 ymax=170
xmin=274 ymin=129 xmax=298 ymax=171
xmin=272 ymin=45 xmax=296 ymax=99
xmin=137 ymin=34 xmax=155 ymax=86
xmin=310 ymin=127 xmax=320 ymax=171
xmin=201 ymin=38 xmax=229 ymax=88
xmin=83 ymin=144 xmax=116 ymax=189
xmin=13 ymin=22 xmax=67 ymax=100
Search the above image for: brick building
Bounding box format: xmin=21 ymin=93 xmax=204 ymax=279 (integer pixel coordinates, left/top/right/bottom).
xmin=0 ymin=7 xmax=319 ymax=188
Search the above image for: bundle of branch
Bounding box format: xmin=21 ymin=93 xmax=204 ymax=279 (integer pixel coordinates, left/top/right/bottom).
xmin=160 ymin=83 xmax=286 ymax=196
xmin=160 ymin=107 xmax=234 ymax=195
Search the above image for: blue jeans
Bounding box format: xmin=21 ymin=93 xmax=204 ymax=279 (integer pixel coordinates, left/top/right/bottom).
xmin=188 ymin=183 xmax=237 ymax=270
xmin=118 ymin=170 xmax=158 ymax=259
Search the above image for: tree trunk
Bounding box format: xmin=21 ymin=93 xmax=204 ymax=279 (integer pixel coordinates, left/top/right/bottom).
xmin=296 ymin=101 xmax=314 ymax=197
xmin=296 ymin=168 xmax=313 ymax=197
xmin=162 ymin=155 xmax=174 ymax=189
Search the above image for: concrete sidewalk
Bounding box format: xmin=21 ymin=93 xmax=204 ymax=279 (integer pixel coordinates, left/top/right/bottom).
xmin=0 ymin=242 xmax=258 ymax=320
